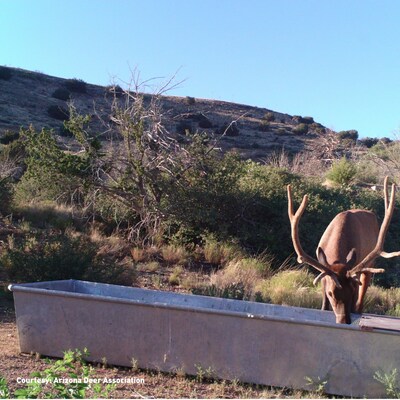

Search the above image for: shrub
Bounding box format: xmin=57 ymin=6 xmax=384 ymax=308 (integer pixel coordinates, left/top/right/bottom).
xmin=52 ymin=87 xmax=71 ymax=101
xmin=176 ymin=120 xmax=193 ymax=135
xmin=192 ymin=282 xmax=247 ymax=300
xmin=215 ymin=122 xmax=239 ymax=136
xmin=302 ymin=116 xmax=314 ymax=124
xmin=263 ymin=112 xmax=275 ymax=122
xmin=161 ymin=244 xmax=189 ymax=265
xmin=258 ymin=120 xmax=270 ymax=132
xmin=0 ymin=130 xmax=19 ymax=145
xmin=185 ymin=96 xmax=196 ymax=105
xmin=338 ymin=129 xmax=358 ymax=141
xmin=208 ymin=257 xmax=271 ymax=300
xmin=292 ymin=116 xmax=313 ymax=124
xmin=0 ymin=179 xmax=12 ymax=215
xmin=257 ymin=268 xmax=321 ymax=308
xmin=293 ymin=123 xmax=309 ymax=135
xmin=359 ymin=137 xmax=379 ymax=148
xmin=136 ymin=261 xmax=160 ymax=273
xmin=106 ymin=84 xmax=124 ymax=98
xmin=203 ymin=236 xmax=242 ymax=265
xmin=64 ymin=78 xmax=87 ymax=93
xmin=131 ymin=247 xmax=146 ymax=262
xmin=169 ymin=265 xmax=184 ymax=286
xmin=326 ymin=157 xmax=357 ymax=186
xmin=13 ymin=202 xmax=76 ymax=230
xmin=1 ymin=234 xmax=122 ymax=283
xmin=198 ymin=114 xmax=213 ymax=129
xmin=47 ymin=104 xmax=70 ymax=120
xmin=0 ymin=66 xmax=12 ymax=80
xmin=59 ymin=123 xmax=74 ymax=137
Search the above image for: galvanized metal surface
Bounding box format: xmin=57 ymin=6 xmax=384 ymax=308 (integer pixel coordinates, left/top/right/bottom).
xmin=9 ymin=279 xmax=400 ymax=398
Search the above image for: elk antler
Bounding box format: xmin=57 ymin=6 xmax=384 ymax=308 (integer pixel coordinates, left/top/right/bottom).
xmin=287 ymin=185 xmax=342 ymax=289
xmin=349 ymin=176 xmax=400 ymax=277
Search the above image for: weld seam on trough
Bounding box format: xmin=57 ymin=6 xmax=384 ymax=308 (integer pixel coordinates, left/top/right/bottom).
xmin=8 ymin=283 xmax=374 ymax=333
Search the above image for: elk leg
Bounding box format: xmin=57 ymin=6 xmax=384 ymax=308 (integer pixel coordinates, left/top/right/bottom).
xmin=321 ymin=277 xmax=330 ymax=310
xmin=354 ymin=272 xmax=371 ymax=313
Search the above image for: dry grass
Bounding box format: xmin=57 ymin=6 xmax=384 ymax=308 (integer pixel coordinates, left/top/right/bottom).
xmin=15 ymin=201 xmax=76 ymax=230
xmin=161 ymin=245 xmax=189 ymax=265
xmin=209 ymin=257 xmax=269 ymax=300
xmin=130 ymin=247 xmax=146 ymax=262
xmin=364 ymin=286 xmax=400 ymax=315
xmin=257 ymin=268 xmax=321 ymax=309
xmin=136 ymin=261 xmax=161 ymax=273
xmin=203 ymin=237 xmax=242 ymax=265
xmin=168 ymin=266 xmax=184 ymax=286
xmin=265 ymin=149 xmax=328 ymax=178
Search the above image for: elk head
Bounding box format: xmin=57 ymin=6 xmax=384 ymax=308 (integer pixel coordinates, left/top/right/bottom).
xmin=287 ymin=177 xmax=400 ymax=324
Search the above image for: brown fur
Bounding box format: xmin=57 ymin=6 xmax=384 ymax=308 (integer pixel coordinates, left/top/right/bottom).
xmin=317 ymin=210 xmax=379 ymax=324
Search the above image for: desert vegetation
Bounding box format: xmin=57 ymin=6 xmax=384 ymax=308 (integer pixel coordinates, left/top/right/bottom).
xmin=2 ymin=73 xmax=400 ymax=397
xmin=1 ymin=76 xmax=400 ymax=305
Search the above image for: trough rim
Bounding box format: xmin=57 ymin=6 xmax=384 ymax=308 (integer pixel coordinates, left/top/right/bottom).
xmin=8 ymin=279 xmax=400 ymax=336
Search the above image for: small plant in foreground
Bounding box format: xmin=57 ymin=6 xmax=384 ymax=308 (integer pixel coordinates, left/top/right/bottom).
xmin=195 ymin=364 xmax=215 ymax=383
xmin=305 ymin=375 xmax=328 ymax=396
xmin=0 ymin=375 xmax=10 ymax=398
xmin=374 ymin=369 xmax=400 ymax=398
xmin=9 ymin=349 xmax=115 ymax=399
xmin=131 ymin=357 xmax=139 ymax=372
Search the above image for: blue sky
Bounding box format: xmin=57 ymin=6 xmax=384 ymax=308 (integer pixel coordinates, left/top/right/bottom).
xmin=1 ymin=0 xmax=400 ymax=138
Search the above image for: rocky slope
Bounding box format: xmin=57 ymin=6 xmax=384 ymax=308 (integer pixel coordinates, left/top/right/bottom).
xmin=0 ymin=66 xmax=330 ymax=159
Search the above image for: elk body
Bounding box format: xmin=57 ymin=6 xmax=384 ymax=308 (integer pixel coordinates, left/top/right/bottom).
xmin=287 ymin=177 xmax=400 ymax=324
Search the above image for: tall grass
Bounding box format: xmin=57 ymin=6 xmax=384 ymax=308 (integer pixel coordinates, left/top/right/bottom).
xmin=257 ymin=268 xmax=321 ymax=309
xmin=208 ymin=256 xmax=273 ymax=300
xmin=203 ymin=236 xmax=242 ymax=265
xmin=161 ymin=245 xmax=189 ymax=265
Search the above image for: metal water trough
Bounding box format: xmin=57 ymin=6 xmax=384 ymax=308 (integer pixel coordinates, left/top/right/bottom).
xmin=9 ymin=279 xmax=400 ymax=397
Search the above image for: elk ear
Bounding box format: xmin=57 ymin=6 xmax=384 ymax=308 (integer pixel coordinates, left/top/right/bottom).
xmin=317 ymin=247 xmax=329 ymax=267
xmin=346 ymin=248 xmax=357 ymax=268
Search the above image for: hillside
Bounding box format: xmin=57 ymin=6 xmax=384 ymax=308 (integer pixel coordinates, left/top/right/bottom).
xmin=0 ymin=66 xmax=331 ymax=159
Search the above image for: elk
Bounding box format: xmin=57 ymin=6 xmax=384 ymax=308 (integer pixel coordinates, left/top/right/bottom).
xmin=287 ymin=177 xmax=400 ymax=324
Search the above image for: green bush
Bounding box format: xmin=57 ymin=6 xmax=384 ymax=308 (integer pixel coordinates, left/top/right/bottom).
xmin=259 ymin=120 xmax=270 ymax=132
xmin=215 ymin=123 xmax=239 ymax=136
xmin=47 ymin=105 xmax=70 ymax=120
xmin=0 ymin=130 xmax=19 ymax=145
xmin=176 ymin=121 xmax=193 ymax=135
xmin=15 ymin=127 xmax=90 ymax=205
xmin=257 ymin=269 xmax=321 ymax=308
xmin=64 ymin=78 xmax=87 ymax=93
xmin=106 ymin=84 xmax=124 ymax=98
xmin=0 ymin=66 xmax=12 ymax=80
xmin=293 ymin=123 xmax=309 ymax=135
xmin=338 ymin=129 xmax=358 ymax=141
xmin=52 ymin=87 xmax=71 ymax=101
xmin=198 ymin=114 xmax=213 ymax=129
xmin=1 ymin=234 xmax=122 ymax=283
xmin=185 ymin=96 xmax=196 ymax=105
xmin=263 ymin=112 xmax=275 ymax=122
xmin=359 ymin=137 xmax=379 ymax=148
xmin=326 ymin=157 xmax=357 ymax=186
